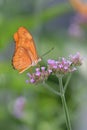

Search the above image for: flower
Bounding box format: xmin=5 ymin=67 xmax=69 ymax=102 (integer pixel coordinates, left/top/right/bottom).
xmin=68 ymin=23 xmax=84 ymax=37
xmin=12 ymin=96 xmax=26 ymax=118
xmin=36 ymin=68 xmax=40 ymax=72
xmin=68 ymin=13 xmax=86 ymax=38
xmin=47 ymin=58 xmax=73 ymax=75
xmin=26 ymin=53 xmax=82 ymax=84
xmin=26 ymin=67 xmax=51 ymax=84
xmin=69 ymin=52 xmax=82 ymax=66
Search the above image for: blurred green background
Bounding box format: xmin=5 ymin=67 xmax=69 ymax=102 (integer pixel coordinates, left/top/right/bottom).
xmin=0 ymin=0 xmax=87 ymax=130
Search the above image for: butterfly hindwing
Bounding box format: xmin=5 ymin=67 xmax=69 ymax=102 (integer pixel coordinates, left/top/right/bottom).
xmin=12 ymin=47 xmax=32 ymax=73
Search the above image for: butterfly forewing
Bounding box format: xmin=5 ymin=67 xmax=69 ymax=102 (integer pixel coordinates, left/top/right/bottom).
xmin=12 ymin=27 xmax=41 ymax=73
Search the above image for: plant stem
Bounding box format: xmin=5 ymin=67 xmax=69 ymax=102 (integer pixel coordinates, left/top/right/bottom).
xmin=43 ymin=83 xmax=61 ymax=96
xmin=64 ymin=73 xmax=72 ymax=93
xmin=59 ymin=76 xmax=72 ymax=130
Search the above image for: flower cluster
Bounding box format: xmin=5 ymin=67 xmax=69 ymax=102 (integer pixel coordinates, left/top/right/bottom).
xmin=26 ymin=67 xmax=52 ymax=84
xmin=47 ymin=58 xmax=72 ymax=74
xmin=26 ymin=52 xmax=82 ymax=84
xmin=69 ymin=52 xmax=82 ymax=66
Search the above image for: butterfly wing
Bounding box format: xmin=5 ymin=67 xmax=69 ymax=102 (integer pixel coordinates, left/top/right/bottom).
xmin=14 ymin=27 xmax=39 ymax=62
xmin=12 ymin=27 xmax=41 ymax=73
xmin=12 ymin=47 xmax=32 ymax=73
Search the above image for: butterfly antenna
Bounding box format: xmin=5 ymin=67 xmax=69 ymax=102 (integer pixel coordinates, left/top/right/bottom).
xmin=41 ymin=47 xmax=54 ymax=57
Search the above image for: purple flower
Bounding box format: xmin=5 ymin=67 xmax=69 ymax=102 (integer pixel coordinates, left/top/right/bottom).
xmin=26 ymin=66 xmax=51 ymax=84
xmin=36 ymin=68 xmax=40 ymax=72
xmin=68 ymin=23 xmax=84 ymax=37
xmin=26 ymin=52 xmax=82 ymax=84
xmin=47 ymin=59 xmax=58 ymax=71
xmin=64 ymin=66 xmax=68 ymax=70
xmin=35 ymin=71 xmax=41 ymax=76
xmin=47 ymin=59 xmax=56 ymax=67
xmin=48 ymin=69 xmax=52 ymax=74
xmin=58 ymin=64 xmax=63 ymax=69
xmin=13 ymin=96 xmax=26 ymax=118
xmin=30 ymin=78 xmax=35 ymax=83
xmin=47 ymin=57 xmax=72 ymax=74
xmin=68 ymin=13 xmax=86 ymax=38
xmin=41 ymin=67 xmax=45 ymax=71
xmin=70 ymin=52 xmax=82 ymax=66
xmin=47 ymin=59 xmax=55 ymax=64
xmin=53 ymin=65 xmax=57 ymax=69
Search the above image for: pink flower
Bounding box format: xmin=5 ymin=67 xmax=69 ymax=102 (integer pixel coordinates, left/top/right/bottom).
xmin=13 ymin=96 xmax=26 ymax=118
xmin=26 ymin=67 xmax=51 ymax=84
xmin=70 ymin=52 xmax=82 ymax=66
xmin=26 ymin=52 xmax=82 ymax=84
xmin=36 ymin=68 xmax=40 ymax=72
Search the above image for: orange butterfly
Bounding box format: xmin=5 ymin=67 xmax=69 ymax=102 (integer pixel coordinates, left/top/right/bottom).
xmin=12 ymin=27 xmax=41 ymax=73
xmin=70 ymin=0 xmax=87 ymax=15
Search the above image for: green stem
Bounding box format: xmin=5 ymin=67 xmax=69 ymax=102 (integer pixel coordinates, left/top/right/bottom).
xmin=59 ymin=76 xmax=72 ymax=130
xmin=43 ymin=83 xmax=61 ymax=96
xmin=64 ymin=73 xmax=72 ymax=93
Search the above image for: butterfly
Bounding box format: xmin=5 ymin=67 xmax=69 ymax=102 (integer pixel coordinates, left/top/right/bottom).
xmin=12 ymin=27 xmax=41 ymax=73
xmin=70 ymin=0 xmax=87 ymax=15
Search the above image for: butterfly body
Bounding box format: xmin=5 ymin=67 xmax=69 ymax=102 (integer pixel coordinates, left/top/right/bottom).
xmin=12 ymin=27 xmax=41 ymax=73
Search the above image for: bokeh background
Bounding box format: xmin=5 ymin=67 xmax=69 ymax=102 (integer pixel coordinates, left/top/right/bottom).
xmin=0 ymin=0 xmax=87 ymax=130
